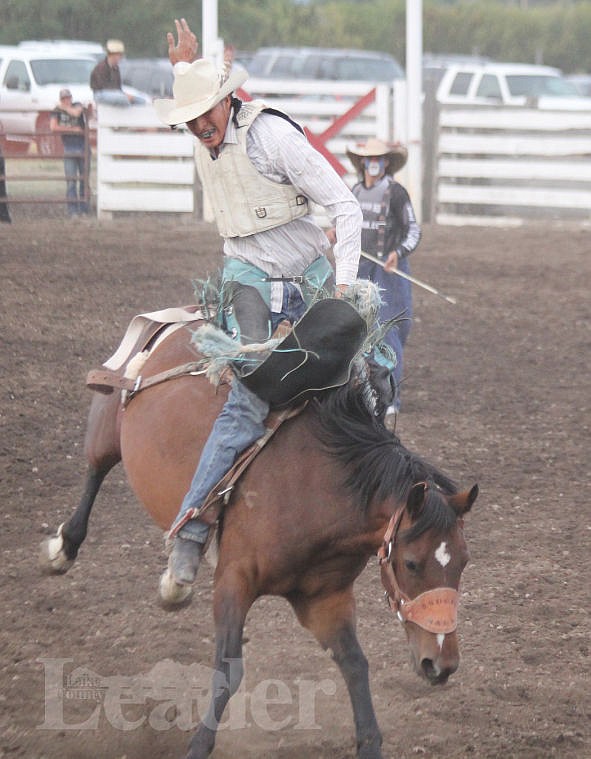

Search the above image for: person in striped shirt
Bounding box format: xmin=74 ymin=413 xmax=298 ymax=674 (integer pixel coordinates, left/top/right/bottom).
xmin=153 ymin=19 xmax=362 ymax=606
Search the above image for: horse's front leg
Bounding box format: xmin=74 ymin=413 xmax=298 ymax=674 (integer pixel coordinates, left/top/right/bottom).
xmin=39 ymin=390 xmax=121 ymax=573
xmin=331 ymin=622 xmax=383 ymax=759
xmin=185 ymin=570 xmax=253 ymax=759
xmin=292 ymin=588 xmax=383 ymax=759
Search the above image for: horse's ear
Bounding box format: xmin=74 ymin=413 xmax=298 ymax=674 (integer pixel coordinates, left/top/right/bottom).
xmin=449 ymin=483 xmax=479 ymax=516
xmin=406 ymin=481 xmax=428 ymax=519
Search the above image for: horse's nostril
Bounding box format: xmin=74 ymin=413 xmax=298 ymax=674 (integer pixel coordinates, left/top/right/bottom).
xmin=421 ymin=658 xmax=435 ymax=678
xmin=420 ymin=658 xmax=454 ymax=685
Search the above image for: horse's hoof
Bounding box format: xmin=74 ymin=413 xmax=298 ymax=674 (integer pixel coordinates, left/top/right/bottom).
xmin=39 ymin=523 xmax=74 ymax=574
xmin=158 ymin=568 xmax=193 ymax=610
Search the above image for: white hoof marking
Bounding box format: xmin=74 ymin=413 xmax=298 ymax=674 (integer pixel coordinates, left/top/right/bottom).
xmin=39 ymin=523 xmax=74 ymax=574
xmin=159 ymin=569 xmax=193 ymax=607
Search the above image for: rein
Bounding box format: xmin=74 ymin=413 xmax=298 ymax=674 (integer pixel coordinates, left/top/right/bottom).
xmin=377 ymin=499 xmax=459 ymax=635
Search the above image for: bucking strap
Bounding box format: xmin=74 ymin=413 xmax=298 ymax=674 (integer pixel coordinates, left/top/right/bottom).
xmin=86 ymin=362 xmax=205 ymax=395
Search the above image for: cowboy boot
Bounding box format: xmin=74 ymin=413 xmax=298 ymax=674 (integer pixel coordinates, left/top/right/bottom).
xmin=159 ymin=536 xmax=203 ymax=608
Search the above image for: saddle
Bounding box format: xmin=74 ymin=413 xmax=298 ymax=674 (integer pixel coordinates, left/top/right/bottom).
xmin=87 ymin=298 xmax=368 ymax=408
xmin=86 ymin=305 xmax=203 ymax=395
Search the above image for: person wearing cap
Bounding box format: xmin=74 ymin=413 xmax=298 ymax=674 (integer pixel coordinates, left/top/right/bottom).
xmin=346 ymin=137 xmax=421 ymax=424
xmin=90 ymin=39 xmax=144 ymax=105
xmin=153 ymin=18 xmax=362 ymax=608
xmin=50 ymin=89 xmax=90 ymax=216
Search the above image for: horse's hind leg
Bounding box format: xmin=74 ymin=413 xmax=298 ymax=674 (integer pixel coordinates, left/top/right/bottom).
xmin=185 ymin=570 xmax=254 ymax=759
xmin=39 ymin=390 xmax=122 ymax=573
xmin=292 ymin=588 xmax=383 ymax=759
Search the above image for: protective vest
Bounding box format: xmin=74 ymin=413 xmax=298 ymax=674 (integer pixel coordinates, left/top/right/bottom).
xmin=352 ymin=175 xmax=392 ymax=258
xmin=195 ymin=100 xmax=309 ymax=238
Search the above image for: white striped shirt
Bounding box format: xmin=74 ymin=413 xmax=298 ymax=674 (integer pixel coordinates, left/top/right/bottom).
xmin=217 ymin=109 xmax=362 ymax=311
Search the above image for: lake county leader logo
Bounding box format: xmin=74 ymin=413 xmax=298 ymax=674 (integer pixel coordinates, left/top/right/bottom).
xmin=37 ymin=658 xmax=336 ymax=732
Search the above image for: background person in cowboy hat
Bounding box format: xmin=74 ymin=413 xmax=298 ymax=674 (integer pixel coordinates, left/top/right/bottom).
xmin=346 ymin=137 xmax=421 ymax=424
xmin=152 ymin=18 xmax=362 ymax=607
xmin=90 ymin=39 xmax=145 ymax=105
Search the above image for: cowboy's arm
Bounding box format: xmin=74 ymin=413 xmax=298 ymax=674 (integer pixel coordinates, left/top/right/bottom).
xmin=64 ymin=103 xmax=84 ymax=118
xmin=167 ymin=18 xmax=199 ymax=64
xmin=383 ymin=185 xmax=421 ymax=272
xmin=304 ymin=164 xmax=361 ymax=290
xmin=50 ymin=111 xmax=81 ymax=134
xmin=276 ymin=131 xmax=362 ymax=289
xmin=323 ymin=227 xmax=348 ymax=295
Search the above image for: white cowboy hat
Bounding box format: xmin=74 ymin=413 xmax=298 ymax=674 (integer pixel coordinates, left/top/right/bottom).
xmin=106 ymin=39 xmax=125 ymax=54
xmin=346 ymin=136 xmax=408 ymax=175
xmin=154 ymin=59 xmax=249 ymax=126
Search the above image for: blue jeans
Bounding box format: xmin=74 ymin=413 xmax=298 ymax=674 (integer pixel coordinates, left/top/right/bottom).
xmin=94 ymin=90 xmax=147 ymax=106
xmin=64 ymin=149 xmax=88 ymax=215
xmin=173 ymin=283 xmax=307 ymax=542
xmin=358 ymin=257 xmax=412 ymax=409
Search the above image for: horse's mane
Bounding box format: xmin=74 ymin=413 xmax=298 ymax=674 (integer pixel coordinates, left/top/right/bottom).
xmin=313 ymin=381 xmax=459 ymax=537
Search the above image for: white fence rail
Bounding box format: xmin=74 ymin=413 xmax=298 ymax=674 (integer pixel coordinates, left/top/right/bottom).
xmin=94 ymin=80 xmax=401 ymax=220
xmin=435 ymin=105 xmax=591 ymax=226
xmin=94 ymin=83 xmax=591 ymax=227
xmin=96 ymin=104 xmax=195 ymax=218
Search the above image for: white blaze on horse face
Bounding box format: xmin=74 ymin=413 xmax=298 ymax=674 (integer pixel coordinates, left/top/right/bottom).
xmin=435 ymin=541 xmax=451 ymax=568
xmin=436 ymin=633 xmax=445 ymax=651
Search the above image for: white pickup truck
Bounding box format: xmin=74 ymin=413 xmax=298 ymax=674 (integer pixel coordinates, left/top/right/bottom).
xmin=0 ymin=46 xmax=97 ymax=155
xmin=0 ymin=43 xmax=149 ymax=156
xmin=436 ymin=62 xmax=591 ymax=109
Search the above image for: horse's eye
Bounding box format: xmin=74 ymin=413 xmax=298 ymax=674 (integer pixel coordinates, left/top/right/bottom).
xmin=405 ymin=559 xmax=418 ymax=573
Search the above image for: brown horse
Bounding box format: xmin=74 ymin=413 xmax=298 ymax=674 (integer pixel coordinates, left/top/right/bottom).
xmin=40 ymin=320 xmax=478 ymax=759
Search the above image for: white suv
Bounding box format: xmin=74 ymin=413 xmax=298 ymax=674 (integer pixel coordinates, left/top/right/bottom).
xmin=436 ymin=62 xmax=591 ymax=109
xmin=0 ymin=46 xmax=96 ymax=155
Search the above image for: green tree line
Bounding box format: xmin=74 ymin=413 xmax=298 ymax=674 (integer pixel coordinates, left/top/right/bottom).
xmin=1 ymin=0 xmax=590 ymax=73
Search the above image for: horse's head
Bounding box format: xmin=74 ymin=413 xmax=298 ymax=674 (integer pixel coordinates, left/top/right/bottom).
xmin=381 ymin=481 xmax=478 ymax=685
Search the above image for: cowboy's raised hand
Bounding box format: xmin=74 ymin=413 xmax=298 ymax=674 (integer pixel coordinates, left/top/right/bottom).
xmin=167 ymin=18 xmax=198 ymax=65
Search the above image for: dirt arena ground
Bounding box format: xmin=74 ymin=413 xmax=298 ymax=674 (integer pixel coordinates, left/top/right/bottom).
xmin=1 ymin=216 xmax=589 ymax=759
